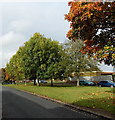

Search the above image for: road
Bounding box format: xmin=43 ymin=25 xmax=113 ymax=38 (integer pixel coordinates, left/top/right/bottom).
xmin=2 ymin=86 xmax=104 ymax=119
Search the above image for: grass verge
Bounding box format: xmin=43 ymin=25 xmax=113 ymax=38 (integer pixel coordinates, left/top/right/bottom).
xmin=4 ymin=84 xmax=115 ymax=115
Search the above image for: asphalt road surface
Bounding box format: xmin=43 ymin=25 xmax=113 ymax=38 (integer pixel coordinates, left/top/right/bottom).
xmin=2 ymin=86 xmax=106 ymax=119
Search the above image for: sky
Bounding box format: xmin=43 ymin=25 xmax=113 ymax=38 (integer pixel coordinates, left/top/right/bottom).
xmin=0 ymin=0 xmax=114 ymax=72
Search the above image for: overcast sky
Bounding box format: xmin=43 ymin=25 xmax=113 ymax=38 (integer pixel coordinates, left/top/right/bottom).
xmin=0 ymin=0 xmax=113 ymax=72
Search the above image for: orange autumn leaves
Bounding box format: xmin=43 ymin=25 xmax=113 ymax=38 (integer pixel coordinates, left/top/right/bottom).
xmin=65 ymin=1 xmax=115 ymax=66
xmin=65 ymin=2 xmax=104 ymax=39
xmin=65 ymin=2 xmax=102 ymax=22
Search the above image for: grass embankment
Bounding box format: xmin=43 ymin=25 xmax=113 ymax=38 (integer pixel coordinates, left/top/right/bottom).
xmin=5 ymin=83 xmax=115 ymax=115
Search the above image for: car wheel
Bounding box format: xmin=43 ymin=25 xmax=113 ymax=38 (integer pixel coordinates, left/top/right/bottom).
xmin=110 ymin=85 xmax=113 ymax=88
xmin=99 ymin=85 xmax=101 ymax=87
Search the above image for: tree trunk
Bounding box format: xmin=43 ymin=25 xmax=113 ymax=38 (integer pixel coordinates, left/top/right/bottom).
xmin=76 ymin=77 xmax=79 ymax=86
xmin=51 ymin=79 xmax=53 ymax=87
xmin=34 ymin=79 xmax=36 ymax=85
xmin=38 ymin=79 xmax=40 ymax=86
xmin=112 ymin=66 xmax=115 ymax=82
xmin=24 ymin=81 xmax=26 ymax=86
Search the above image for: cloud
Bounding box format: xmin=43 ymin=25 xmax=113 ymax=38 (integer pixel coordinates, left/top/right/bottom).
xmin=0 ymin=51 xmax=16 ymax=68
xmin=2 ymin=2 xmax=69 ymax=41
xmin=99 ymin=63 xmax=113 ymax=72
xmin=0 ymin=31 xmax=26 ymax=68
xmin=0 ymin=31 xmax=26 ymax=48
xmin=10 ymin=20 xmax=32 ymax=33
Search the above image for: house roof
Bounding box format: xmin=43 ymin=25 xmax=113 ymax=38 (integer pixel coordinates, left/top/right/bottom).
xmin=101 ymin=72 xmax=114 ymax=75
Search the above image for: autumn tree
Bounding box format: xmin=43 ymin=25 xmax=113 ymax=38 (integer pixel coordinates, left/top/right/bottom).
xmin=0 ymin=68 xmax=6 ymax=82
xmin=65 ymin=1 xmax=115 ymax=66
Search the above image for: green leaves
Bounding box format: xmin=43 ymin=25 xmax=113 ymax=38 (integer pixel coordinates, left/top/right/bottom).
xmin=63 ymin=40 xmax=100 ymax=78
xmin=6 ymin=33 xmax=65 ymax=82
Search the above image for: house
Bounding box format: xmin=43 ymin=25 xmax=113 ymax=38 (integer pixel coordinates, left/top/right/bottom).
xmin=68 ymin=71 xmax=114 ymax=83
xmin=101 ymin=72 xmax=115 ymax=82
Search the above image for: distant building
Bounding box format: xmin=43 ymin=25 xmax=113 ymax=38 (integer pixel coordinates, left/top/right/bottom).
xmin=68 ymin=71 xmax=114 ymax=83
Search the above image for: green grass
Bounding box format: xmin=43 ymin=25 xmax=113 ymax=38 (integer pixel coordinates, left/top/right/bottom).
xmin=4 ymin=83 xmax=115 ymax=115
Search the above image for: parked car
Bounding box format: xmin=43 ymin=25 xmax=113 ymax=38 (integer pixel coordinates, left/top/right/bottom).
xmin=39 ymin=80 xmax=47 ymax=84
xmin=97 ymin=80 xmax=115 ymax=87
xmin=2 ymin=81 xmax=11 ymax=85
xmin=79 ymin=80 xmax=96 ymax=86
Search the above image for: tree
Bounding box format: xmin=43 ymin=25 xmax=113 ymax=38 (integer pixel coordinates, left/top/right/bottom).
xmin=63 ymin=39 xmax=100 ymax=86
xmin=6 ymin=33 xmax=66 ymax=86
xmin=23 ymin=33 xmax=66 ymax=86
xmin=65 ymin=1 xmax=115 ymax=66
xmin=0 ymin=68 xmax=6 ymax=82
xmin=6 ymin=53 xmax=25 ymax=82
